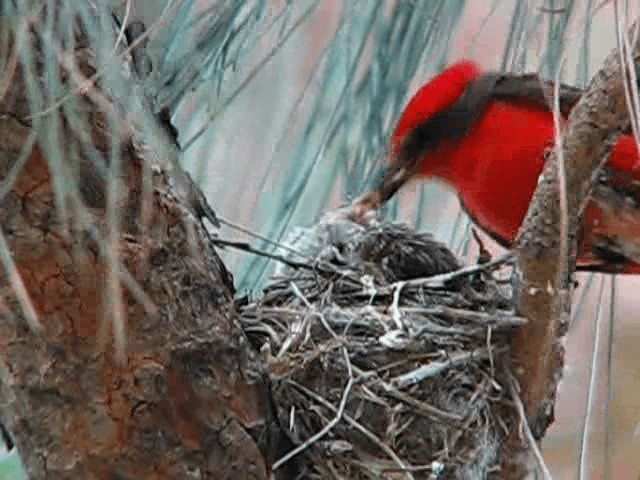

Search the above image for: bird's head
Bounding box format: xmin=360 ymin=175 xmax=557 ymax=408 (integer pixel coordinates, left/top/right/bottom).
xmin=350 ymin=59 xmax=482 ymax=223
xmin=384 ymin=59 xmax=482 ymax=199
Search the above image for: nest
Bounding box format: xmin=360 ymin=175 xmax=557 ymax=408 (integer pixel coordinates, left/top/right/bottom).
xmin=240 ymin=219 xmax=527 ymax=479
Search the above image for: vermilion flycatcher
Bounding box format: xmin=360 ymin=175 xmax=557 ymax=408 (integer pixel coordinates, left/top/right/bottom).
xmin=353 ymin=60 xmax=640 ymax=274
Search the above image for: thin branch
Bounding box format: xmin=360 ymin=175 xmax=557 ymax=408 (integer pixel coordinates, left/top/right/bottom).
xmin=397 ymin=254 xmax=514 ymax=289
xmin=0 ymin=227 xmax=41 ymax=332
xmin=510 ymin=378 xmax=553 ymax=480
xmin=577 ymin=277 xmax=607 ymax=480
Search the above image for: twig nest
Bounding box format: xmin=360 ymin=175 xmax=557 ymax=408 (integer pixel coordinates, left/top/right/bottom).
xmin=241 ymin=219 xmax=525 ymax=479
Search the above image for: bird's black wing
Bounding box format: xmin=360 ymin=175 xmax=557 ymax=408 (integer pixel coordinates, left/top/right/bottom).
xmin=491 ymin=73 xmax=584 ymax=117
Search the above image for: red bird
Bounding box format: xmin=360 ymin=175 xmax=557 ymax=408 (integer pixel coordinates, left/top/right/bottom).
xmin=353 ymin=59 xmax=640 ymax=274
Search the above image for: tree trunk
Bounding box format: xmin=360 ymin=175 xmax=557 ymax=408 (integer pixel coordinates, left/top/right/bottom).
xmin=0 ymin=8 xmax=290 ymax=480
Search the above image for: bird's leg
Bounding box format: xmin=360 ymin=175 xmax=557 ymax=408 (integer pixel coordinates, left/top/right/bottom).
xmin=471 ymin=228 xmax=492 ymax=264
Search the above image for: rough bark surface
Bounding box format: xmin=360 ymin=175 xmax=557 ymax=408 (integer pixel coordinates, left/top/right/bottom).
xmin=504 ymin=23 xmax=640 ymax=477
xmin=0 ymin=11 xmax=287 ymax=480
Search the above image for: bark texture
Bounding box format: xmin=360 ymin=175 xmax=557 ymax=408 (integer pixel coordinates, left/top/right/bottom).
xmin=504 ymin=22 xmax=640 ymax=477
xmin=0 ymin=10 xmax=288 ymax=480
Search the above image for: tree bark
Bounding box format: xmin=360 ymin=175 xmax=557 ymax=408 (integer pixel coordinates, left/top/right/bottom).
xmin=504 ymin=21 xmax=640 ymax=477
xmin=0 ymin=9 xmax=288 ymax=480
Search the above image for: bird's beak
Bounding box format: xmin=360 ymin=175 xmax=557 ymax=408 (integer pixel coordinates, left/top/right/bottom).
xmin=349 ymin=159 xmax=417 ymax=224
xmin=349 ymin=190 xmax=382 ymax=225
xmin=376 ymin=163 xmax=414 ymax=202
xmin=349 ymin=144 xmax=420 ymax=225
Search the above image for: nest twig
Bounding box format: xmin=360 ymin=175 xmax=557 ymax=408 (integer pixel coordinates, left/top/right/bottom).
xmin=240 ymin=219 xmax=530 ymax=479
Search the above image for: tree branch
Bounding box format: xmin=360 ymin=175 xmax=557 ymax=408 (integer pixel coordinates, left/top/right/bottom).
xmin=505 ymin=20 xmax=640 ymax=477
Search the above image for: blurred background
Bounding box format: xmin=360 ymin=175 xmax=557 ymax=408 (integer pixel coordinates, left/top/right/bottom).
xmin=2 ymin=0 xmax=640 ymax=478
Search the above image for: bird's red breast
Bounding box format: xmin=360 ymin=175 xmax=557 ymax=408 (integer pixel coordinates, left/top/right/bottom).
xmin=384 ymin=59 xmax=640 ymax=274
